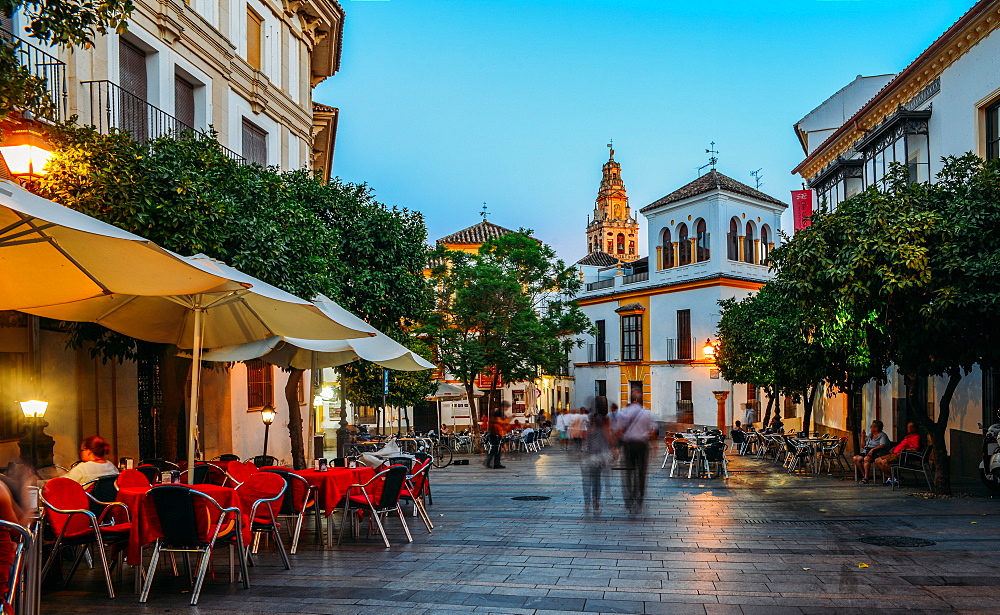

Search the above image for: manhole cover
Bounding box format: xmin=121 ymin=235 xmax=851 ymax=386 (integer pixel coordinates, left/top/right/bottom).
xmin=859 ymin=536 xmax=936 ymax=547
xmin=511 ymin=496 xmax=550 ymax=501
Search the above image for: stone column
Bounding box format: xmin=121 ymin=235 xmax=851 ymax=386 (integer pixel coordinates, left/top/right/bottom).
xmin=672 ymin=242 xmax=679 ymax=267
xmin=753 ymin=239 xmax=761 ymax=264
xmin=713 ymin=391 xmax=730 ymax=433
xmin=656 ymin=246 xmax=663 ymax=270
xmin=737 ymin=236 xmax=745 ymax=262
xmin=689 ymin=238 xmax=697 ymax=263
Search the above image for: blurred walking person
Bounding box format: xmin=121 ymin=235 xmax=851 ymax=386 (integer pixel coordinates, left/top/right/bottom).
xmin=485 ymin=402 xmax=510 ymax=469
xmin=617 ymin=387 xmax=653 ymax=515
xmin=581 ymin=396 xmax=614 ymax=515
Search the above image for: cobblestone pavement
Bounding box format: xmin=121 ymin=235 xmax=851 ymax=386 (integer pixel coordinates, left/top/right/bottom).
xmin=45 ymin=446 xmax=1000 ymax=614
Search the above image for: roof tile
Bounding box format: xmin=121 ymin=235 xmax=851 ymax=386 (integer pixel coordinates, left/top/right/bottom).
xmin=640 ymin=170 xmax=786 ymax=213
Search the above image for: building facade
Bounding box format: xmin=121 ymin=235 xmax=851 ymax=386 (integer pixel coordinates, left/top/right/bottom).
xmin=791 ymin=0 xmax=1000 ymax=476
xmin=572 ymin=169 xmax=786 ymax=428
xmin=0 ymin=0 xmax=346 ymax=467
xmin=585 ymin=148 xmax=641 ymax=263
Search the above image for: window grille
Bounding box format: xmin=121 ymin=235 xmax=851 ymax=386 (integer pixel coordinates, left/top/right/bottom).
xmin=246 ymin=359 xmax=273 ymax=410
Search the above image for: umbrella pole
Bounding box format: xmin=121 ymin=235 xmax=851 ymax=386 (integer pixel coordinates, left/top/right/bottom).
xmin=187 ymin=304 xmax=204 ymax=485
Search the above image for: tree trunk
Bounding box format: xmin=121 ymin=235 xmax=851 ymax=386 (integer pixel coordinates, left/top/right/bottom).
xmin=802 ymin=384 xmax=818 ymax=436
xmin=928 ymin=369 xmax=961 ymax=495
xmin=158 ymin=347 xmax=190 ymax=462
xmin=762 ymin=386 xmax=775 ymax=427
xmin=285 ymin=368 xmax=306 ymax=470
xmin=845 ymin=383 xmax=861 ymax=456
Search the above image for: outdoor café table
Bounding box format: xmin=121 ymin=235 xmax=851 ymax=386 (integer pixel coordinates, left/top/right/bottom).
xmin=293 ymin=467 xmax=377 ymax=544
xmin=121 ymin=483 xmax=246 ymax=567
xmin=791 ymin=437 xmax=827 ymax=473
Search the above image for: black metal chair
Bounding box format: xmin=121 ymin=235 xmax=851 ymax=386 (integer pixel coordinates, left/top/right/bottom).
xmin=210 ymin=454 xmax=241 ymax=463
xmin=248 ymin=455 xmax=278 ymax=468
xmin=704 ymin=442 xmax=729 ymax=478
xmin=135 ymin=465 xmax=160 ymax=485
xmin=139 ymin=485 xmax=249 ymax=605
xmin=891 ymin=446 xmax=933 ymax=491
xmin=83 ymin=475 xmax=120 ymax=518
xmin=181 ymin=463 xmax=224 ymax=485
xmin=0 ymin=519 xmax=32 ymax=611
xmin=669 ymin=440 xmax=695 ymax=478
xmin=139 ymin=458 xmax=180 ymax=471
xmin=337 ymin=465 xmax=412 ymax=548
xmin=260 ymin=468 xmax=323 ymax=553
xmin=235 ymin=472 xmax=290 ymax=570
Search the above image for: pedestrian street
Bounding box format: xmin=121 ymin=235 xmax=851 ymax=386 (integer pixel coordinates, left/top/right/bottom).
xmin=43 ymin=447 xmax=1000 ymax=615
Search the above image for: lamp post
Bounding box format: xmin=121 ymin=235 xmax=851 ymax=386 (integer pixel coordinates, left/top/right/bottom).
xmin=702 ymin=340 xmax=729 ymax=432
xmin=0 ymin=126 xmax=53 ymax=188
xmin=19 ymin=400 xmax=48 ymax=468
xmin=260 ymin=404 xmax=275 ymax=457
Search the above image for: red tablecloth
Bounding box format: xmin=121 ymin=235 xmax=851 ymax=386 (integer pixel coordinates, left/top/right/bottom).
xmin=122 ymin=484 xmax=246 ymax=566
xmin=294 ymin=467 xmax=377 ymax=516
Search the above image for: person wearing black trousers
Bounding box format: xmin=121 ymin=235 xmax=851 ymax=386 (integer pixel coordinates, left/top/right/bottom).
xmin=486 ymin=404 xmax=509 ymax=469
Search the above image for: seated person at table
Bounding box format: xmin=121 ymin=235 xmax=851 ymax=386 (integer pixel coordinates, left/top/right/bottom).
xmin=521 ymin=424 xmax=535 ymax=439
xmin=440 ymin=424 xmax=451 ymax=436
xmin=767 ymin=416 xmax=784 ymax=434
xmin=730 ymin=421 xmax=746 ymax=449
xmin=853 ymin=420 xmax=890 ymax=484
xmin=511 ymin=420 xmax=521 ymax=431
xmin=65 ymin=436 xmax=119 ymax=484
xmin=875 ymin=422 xmax=921 ymax=485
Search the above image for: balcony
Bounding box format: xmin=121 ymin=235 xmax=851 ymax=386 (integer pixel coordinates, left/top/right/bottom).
xmin=622 ymin=271 xmax=648 ymax=285
xmin=664 ymin=337 xmax=695 ymax=361
xmin=586 ymin=278 xmax=615 ymax=292
xmin=1 ymin=26 xmax=67 ymax=122
xmin=80 ymin=80 xmax=244 ymax=162
xmin=587 ymin=343 xmax=609 ymax=363
xmin=675 ymin=400 xmax=694 ymax=424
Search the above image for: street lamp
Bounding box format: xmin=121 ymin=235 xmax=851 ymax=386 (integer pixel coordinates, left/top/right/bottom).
xmin=702 ymin=339 xmax=716 ymax=360
xmin=0 ymin=127 xmax=53 ymax=185
xmin=260 ymin=405 xmax=276 ymax=456
xmin=20 ymin=400 xmax=48 ymax=468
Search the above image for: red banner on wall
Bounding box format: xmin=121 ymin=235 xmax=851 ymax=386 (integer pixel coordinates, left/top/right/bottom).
xmin=791 ymin=190 xmax=814 ymax=231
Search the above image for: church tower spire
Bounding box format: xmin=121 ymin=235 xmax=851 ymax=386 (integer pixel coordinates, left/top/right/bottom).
xmin=586 ymin=145 xmax=640 ymax=262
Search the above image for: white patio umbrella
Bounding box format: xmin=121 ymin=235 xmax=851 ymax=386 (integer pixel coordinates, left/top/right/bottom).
xmin=24 ymin=255 xmax=375 ymax=480
xmin=427 ymin=382 xmax=468 ymax=400
xmin=0 ymin=179 xmax=238 ymax=309
xmin=192 ymin=293 xmax=431 ymax=370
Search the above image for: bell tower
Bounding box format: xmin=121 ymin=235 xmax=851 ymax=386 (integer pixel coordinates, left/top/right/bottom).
xmin=586 ymin=145 xmax=640 ymax=262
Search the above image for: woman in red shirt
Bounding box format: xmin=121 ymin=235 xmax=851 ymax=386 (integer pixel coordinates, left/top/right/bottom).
xmin=875 ymin=421 xmax=922 ymax=483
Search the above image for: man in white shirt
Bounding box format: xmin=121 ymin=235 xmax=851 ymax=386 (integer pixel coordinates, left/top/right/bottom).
xmin=616 ymin=387 xmax=653 ymax=514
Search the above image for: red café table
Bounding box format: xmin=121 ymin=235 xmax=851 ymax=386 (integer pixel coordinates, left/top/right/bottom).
xmin=291 ymin=467 xmax=378 ymax=544
xmin=120 ymin=483 xmax=247 ymax=567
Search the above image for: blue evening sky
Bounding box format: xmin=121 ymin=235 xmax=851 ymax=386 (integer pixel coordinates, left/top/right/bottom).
xmin=315 ymin=0 xmax=973 ymax=263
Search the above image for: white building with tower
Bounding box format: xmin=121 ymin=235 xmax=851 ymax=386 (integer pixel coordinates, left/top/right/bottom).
xmin=570 ymin=150 xmax=787 ymax=429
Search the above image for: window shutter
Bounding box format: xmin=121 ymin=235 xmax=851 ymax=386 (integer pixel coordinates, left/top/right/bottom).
xmin=242 ymin=118 xmax=267 ymax=166
xmin=118 ymin=40 xmax=148 ymax=140
xmin=247 ymin=8 xmax=263 ymax=70
xmin=174 ymin=76 xmax=195 ymax=131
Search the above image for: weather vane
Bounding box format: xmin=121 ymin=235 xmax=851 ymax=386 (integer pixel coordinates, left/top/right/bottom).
xmin=607 ymin=139 xmax=614 ymax=159
xmin=750 ymin=168 xmax=763 ymax=190
xmin=697 ymin=141 xmax=719 ymax=176
xmin=480 ymin=202 xmax=488 ymax=220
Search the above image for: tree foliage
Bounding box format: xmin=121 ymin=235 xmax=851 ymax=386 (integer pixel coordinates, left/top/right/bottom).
xmin=768 ymin=155 xmax=1000 ymax=494
xmin=36 ymin=125 xmax=431 ymax=464
xmin=343 ymin=336 xmax=437 ymax=414
xmin=422 ymin=231 xmax=591 ymax=428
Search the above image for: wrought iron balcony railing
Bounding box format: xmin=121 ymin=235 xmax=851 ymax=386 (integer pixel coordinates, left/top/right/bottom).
xmin=1 ymin=26 xmax=67 ymax=122
xmin=622 ymin=271 xmax=648 ymax=285
xmin=80 ymin=80 xmax=245 ymax=163
xmin=585 ymin=278 xmax=615 ymax=292
xmin=664 ymin=337 xmax=695 ymax=361
xmin=587 ymin=343 xmax=609 ymax=363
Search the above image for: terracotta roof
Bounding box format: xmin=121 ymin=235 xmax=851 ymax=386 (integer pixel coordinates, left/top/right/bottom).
xmin=576 ymin=251 xmax=621 ymax=267
xmin=615 ymin=303 xmax=646 ymax=313
xmin=791 ymin=0 xmax=992 ymax=176
xmin=640 ymin=170 xmax=786 ymax=212
xmin=436 ymin=220 xmax=517 ymax=245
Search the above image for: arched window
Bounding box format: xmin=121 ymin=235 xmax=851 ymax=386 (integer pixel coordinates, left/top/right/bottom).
xmin=677 ymin=223 xmax=691 ymax=266
xmin=695 ymin=218 xmax=709 ymax=262
xmin=760 ymin=225 xmax=771 ymax=262
xmin=728 ymin=218 xmax=739 ymax=260
xmin=616 ymin=233 xmax=625 ymax=254
xmin=661 ymin=228 xmax=673 ymax=269
xmin=628 ymin=240 xmax=635 ymax=254
xmin=607 ymin=239 xmax=613 ymax=252
xmin=743 ymin=222 xmax=756 ymax=264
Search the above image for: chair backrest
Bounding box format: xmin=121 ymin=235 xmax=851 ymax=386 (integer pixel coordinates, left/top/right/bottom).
xmin=414 ymin=452 xmax=431 ymax=464
xmin=136 ymin=465 xmax=160 ymax=485
xmin=227 ymin=460 xmax=256 ymax=485
xmin=372 ymin=465 xmax=408 ymax=510
xmin=250 ymin=455 xmax=278 ymax=468
xmin=139 ymin=458 xmax=179 ymax=471
xmin=704 ymin=442 xmax=726 ymax=462
xmin=0 ymin=519 xmax=31 ymax=608
xmin=261 ymin=469 xmax=310 ymax=514
xmin=182 ymin=464 xmax=215 ymax=485
xmin=235 ymin=472 xmax=286 ymax=522
xmin=672 ymin=440 xmax=692 ymax=461
xmin=147 ymin=485 xmax=205 ymax=548
xmin=86 ymin=475 xmax=119 ymax=503
xmin=117 ymin=468 xmax=151 ymax=489
xmin=408 ymin=459 xmax=431 ymax=497
xmin=41 ymin=477 xmax=91 ymax=536
xmin=385 ymin=456 xmax=413 ymax=471
xmin=330 ymin=457 xmax=347 ymax=468
xmin=211 ymin=454 xmax=241 ymax=462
